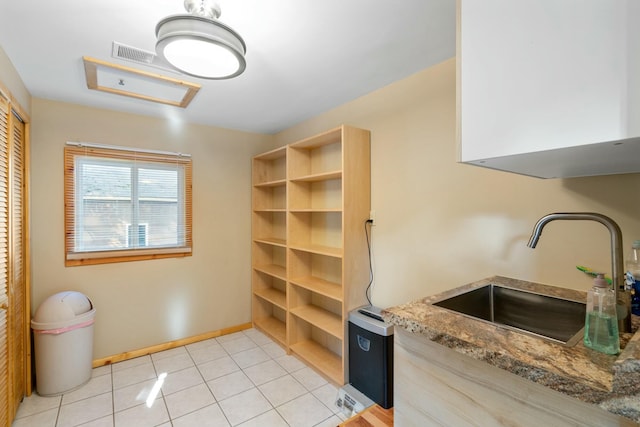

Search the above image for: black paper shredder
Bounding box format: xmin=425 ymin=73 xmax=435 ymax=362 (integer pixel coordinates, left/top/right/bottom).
xmin=348 ymin=306 xmax=394 ymax=409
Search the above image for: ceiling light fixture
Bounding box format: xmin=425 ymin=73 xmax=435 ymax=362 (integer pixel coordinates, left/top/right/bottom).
xmin=155 ymin=0 xmax=246 ymax=80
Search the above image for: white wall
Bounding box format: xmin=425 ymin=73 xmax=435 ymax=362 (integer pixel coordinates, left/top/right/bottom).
xmin=30 ymin=99 xmax=275 ymax=358
xmin=276 ymin=58 xmax=640 ymax=308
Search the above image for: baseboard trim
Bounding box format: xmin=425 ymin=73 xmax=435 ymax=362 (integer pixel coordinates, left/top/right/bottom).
xmin=92 ymin=322 xmax=253 ymax=368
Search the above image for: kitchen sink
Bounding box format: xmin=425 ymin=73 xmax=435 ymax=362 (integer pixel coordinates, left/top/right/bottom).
xmin=432 ymin=284 xmax=586 ymax=346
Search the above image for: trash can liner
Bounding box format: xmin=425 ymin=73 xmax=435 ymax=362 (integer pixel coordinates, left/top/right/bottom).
xmin=32 ymin=318 xmax=94 ymax=335
xmin=31 ymin=306 xmax=96 ymax=331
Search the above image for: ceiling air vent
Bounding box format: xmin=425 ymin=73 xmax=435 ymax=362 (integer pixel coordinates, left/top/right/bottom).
xmin=111 ymin=42 xmax=178 ymax=74
xmin=112 ymin=42 xmax=156 ymax=64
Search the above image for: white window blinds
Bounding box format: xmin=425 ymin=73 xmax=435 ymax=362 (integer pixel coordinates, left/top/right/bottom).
xmin=64 ymin=143 xmax=192 ymax=266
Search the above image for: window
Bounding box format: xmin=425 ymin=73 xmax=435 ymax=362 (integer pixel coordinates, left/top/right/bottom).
xmin=64 ymin=144 xmax=192 ymax=266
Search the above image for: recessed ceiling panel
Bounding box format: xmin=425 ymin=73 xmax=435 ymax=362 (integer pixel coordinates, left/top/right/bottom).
xmin=83 ymin=56 xmax=200 ymax=108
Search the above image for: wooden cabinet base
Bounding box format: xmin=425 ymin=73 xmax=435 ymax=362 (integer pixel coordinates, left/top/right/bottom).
xmin=394 ymin=328 xmax=635 ymax=427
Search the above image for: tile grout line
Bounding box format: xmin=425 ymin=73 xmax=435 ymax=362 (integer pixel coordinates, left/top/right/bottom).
xmin=211 ymin=332 xmax=243 ymax=426
xmin=222 ymin=330 xmax=279 ymax=426
xmin=150 ymin=349 xmax=174 ymax=426
xmin=185 ymin=338 xmax=234 ymax=426
xmin=110 ymin=365 xmax=115 ymax=427
xmin=239 ymin=331 xmax=294 ymax=427
xmin=54 ymin=394 xmax=62 ymax=427
xmin=53 ymin=368 xmax=114 ymax=427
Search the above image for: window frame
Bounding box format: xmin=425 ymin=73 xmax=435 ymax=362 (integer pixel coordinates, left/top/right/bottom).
xmin=64 ymin=144 xmax=192 ymax=266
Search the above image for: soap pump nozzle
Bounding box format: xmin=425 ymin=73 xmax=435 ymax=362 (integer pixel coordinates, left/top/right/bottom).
xmin=593 ymin=273 xmax=609 ymax=289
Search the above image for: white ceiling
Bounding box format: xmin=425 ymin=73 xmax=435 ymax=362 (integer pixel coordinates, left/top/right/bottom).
xmin=0 ymin=0 xmax=455 ymax=134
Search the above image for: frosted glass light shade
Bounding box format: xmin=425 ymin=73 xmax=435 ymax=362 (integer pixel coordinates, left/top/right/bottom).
xmin=156 ymin=14 xmax=246 ymax=79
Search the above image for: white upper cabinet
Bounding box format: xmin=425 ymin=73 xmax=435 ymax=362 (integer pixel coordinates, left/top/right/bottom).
xmin=457 ymin=0 xmax=640 ymax=178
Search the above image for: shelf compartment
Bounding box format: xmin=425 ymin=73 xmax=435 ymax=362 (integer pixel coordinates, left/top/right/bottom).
xmin=288 ymin=243 xmax=342 ymax=258
xmin=288 ymin=134 xmax=342 ymax=180
xmin=291 ymin=340 xmax=342 ymax=384
xmin=288 ymin=211 xmax=342 ymax=254
xmin=253 ymin=147 xmax=286 ymax=185
xmin=290 ymin=277 xmax=341 ymax=302
xmin=253 ymin=210 xmax=286 ymax=243
xmin=253 ymin=269 xmax=286 ymax=310
xmin=252 ymin=242 xmax=286 ymax=271
xmin=289 ymin=249 xmax=342 ymax=301
xmin=290 ymin=284 xmax=343 ymax=340
xmin=289 ymin=127 xmax=342 ymax=149
xmin=289 ymin=178 xmax=342 ymax=211
xmin=253 ymin=263 xmax=286 ymax=280
xmin=289 ymin=315 xmax=343 ymax=384
xmin=253 ymin=292 xmax=287 ymax=346
xmin=254 ymin=287 xmax=286 ymax=310
xmin=290 ymin=305 xmax=342 ymax=339
xmin=253 ymin=184 xmax=286 ymax=210
xmin=254 ymin=315 xmax=286 ymax=346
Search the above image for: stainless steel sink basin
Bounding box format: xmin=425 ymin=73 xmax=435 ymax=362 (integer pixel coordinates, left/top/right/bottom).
xmin=433 ymin=284 xmax=586 ymax=346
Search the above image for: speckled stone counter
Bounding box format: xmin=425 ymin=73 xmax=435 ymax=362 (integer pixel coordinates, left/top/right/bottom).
xmin=382 ymin=276 xmax=640 ymax=423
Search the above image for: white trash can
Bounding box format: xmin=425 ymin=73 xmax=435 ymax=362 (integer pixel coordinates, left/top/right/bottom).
xmin=31 ymin=291 xmax=96 ymax=396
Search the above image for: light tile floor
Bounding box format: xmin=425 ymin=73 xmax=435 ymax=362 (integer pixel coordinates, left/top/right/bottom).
xmin=13 ymin=328 xmax=347 ymax=427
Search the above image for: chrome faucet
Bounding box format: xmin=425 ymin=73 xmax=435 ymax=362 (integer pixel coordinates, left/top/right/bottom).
xmin=527 ymin=212 xmax=631 ymax=333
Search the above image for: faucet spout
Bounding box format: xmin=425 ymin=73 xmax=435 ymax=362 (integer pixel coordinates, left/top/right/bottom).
xmin=527 ymin=212 xmax=631 ymax=333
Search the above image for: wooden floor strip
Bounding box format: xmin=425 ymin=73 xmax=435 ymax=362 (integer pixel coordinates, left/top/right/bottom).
xmin=339 ymin=405 xmax=394 ymax=427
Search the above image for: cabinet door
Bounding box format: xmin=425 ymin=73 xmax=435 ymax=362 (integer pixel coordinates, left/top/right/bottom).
xmin=458 ymin=0 xmax=640 ymax=178
xmin=0 ymin=95 xmax=28 ymax=426
xmin=0 ymin=303 xmax=7 ymax=427
xmin=0 ymin=98 xmax=11 ymax=426
xmin=9 ymin=111 xmax=27 ymax=420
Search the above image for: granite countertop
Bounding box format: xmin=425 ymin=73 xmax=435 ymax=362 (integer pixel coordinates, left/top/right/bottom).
xmin=381 ymin=276 xmax=640 ymax=423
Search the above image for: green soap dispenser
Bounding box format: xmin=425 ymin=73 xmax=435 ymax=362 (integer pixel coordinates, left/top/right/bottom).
xmin=584 ymin=273 xmax=620 ymax=355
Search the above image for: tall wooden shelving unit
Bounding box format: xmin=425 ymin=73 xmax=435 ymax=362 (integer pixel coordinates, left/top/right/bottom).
xmin=251 ymin=146 xmax=288 ymax=346
xmin=251 ymin=125 xmax=371 ymax=385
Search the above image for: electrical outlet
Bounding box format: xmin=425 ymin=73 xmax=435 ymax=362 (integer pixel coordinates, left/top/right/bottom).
xmin=369 ymin=210 xmax=376 ymax=224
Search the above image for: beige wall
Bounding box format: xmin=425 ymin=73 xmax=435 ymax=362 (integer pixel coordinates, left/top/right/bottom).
xmin=275 ymin=58 xmax=640 ymax=308
xmin=27 ymin=57 xmax=640 ymax=359
xmin=30 ymin=99 xmax=275 ymax=358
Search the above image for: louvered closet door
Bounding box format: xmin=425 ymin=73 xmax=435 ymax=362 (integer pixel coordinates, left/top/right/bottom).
xmin=0 ymin=97 xmax=10 ymax=427
xmin=9 ymin=110 xmax=25 ymax=421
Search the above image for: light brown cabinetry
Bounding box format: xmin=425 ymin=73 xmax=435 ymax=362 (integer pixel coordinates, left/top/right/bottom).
xmin=0 ymin=93 xmax=29 ymax=426
xmin=394 ymin=328 xmax=634 ymax=426
xmin=251 ymin=125 xmax=371 ymax=384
